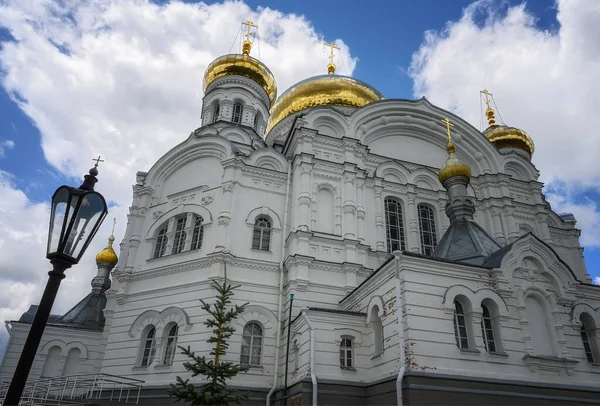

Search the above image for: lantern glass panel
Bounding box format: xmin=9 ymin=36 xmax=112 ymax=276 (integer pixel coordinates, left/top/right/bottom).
xmin=62 ymin=192 xmax=106 ymax=261
xmin=47 ymin=187 xmax=71 ymax=256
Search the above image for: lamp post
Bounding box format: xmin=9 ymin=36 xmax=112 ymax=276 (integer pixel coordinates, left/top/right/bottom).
xmin=4 ymin=160 xmax=108 ymax=405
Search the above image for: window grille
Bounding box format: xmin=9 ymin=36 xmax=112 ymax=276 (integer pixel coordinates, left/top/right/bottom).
xmin=385 ymin=198 xmax=405 ymax=252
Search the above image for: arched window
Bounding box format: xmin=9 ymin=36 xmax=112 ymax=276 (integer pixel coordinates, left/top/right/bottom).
xmin=154 ymin=227 xmax=168 ymax=258
xmin=212 ymin=101 xmax=220 ymax=123
xmin=370 ymin=306 xmax=384 ymax=357
xmin=41 ymin=346 xmax=62 ymax=378
xmin=525 ymin=295 xmax=556 ymax=355
xmin=191 ymin=216 xmax=204 ymax=251
xmin=418 ymin=204 xmax=437 ymax=255
xmin=241 ymin=322 xmax=263 ymax=366
xmin=140 ymin=326 xmax=156 ymax=367
xmin=340 ymin=337 xmax=354 ymax=368
xmin=385 ymin=198 xmax=405 ymax=252
xmin=252 ymin=216 xmax=272 ymax=251
xmin=232 ymin=102 xmax=243 ymax=124
xmin=253 ymin=112 xmax=261 ymax=131
xmin=453 ymin=300 xmax=469 ymax=349
xmin=162 ymin=324 xmax=179 ymax=365
xmin=171 ymin=217 xmax=187 ymax=255
xmin=580 ymin=313 xmax=599 ymax=363
xmin=62 ymin=348 xmax=81 ymax=376
xmin=481 ymin=304 xmax=496 ymax=352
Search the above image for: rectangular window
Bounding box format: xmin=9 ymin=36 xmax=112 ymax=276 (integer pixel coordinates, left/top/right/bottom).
xmin=340 ymin=338 xmax=353 ymax=368
xmin=385 ymin=198 xmax=405 ymax=252
xmin=581 ymin=326 xmax=595 ymax=363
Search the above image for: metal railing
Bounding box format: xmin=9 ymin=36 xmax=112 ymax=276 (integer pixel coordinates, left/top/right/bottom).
xmin=0 ymin=373 xmax=145 ymax=405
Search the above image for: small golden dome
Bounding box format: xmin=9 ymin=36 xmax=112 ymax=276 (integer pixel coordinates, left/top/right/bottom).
xmin=266 ymin=74 xmax=384 ymax=133
xmin=439 ymin=142 xmax=472 ymax=184
xmin=483 ymin=125 xmax=534 ymax=155
xmin=96 ymin=235 xmax=118 ymax=266
xmin=203 ymin=53 xmax=277 ymax=107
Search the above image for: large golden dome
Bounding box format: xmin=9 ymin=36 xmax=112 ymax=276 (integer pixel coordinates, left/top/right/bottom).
xmin=96 ymin=235 xmax=118 ymax=266
xmin=203 ymin=53 xmax=277 ymax=107
xmin=266 ymin=74 xmax=384 ymax=133
xmin=483 ymin=125 xmax=534 ymax=155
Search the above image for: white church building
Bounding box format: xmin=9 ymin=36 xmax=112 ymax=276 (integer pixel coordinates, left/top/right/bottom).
xmin=2 ymin=28 xmax=600 ymax=406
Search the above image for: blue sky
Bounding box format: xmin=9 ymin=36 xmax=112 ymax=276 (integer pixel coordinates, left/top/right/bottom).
xmin=0 ymin=0 xmax=598 ymax=348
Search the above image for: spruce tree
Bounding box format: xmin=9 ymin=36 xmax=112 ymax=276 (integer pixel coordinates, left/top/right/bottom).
xmin=169 ymin=276 xmax=249 ymax=405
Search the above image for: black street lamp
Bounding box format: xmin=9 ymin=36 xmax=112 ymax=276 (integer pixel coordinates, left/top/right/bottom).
xmin=4 ymin=160 xmax=108 ymax=405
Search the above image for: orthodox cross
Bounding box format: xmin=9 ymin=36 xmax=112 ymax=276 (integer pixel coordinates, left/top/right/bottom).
xmin=480 ymin=89 xmax=493 ymax=110
xmin=324 ymin=41 xmax=340 ymax=65
xmin=441 ymin=118 xmax=454 ymax=143
xmin=111 ymin=217 xmax=116 ymax=235
xmin=242 ymin=20 xmax=258 ymax=41
xmin=93 ymin=156 xmax=104 ymax=167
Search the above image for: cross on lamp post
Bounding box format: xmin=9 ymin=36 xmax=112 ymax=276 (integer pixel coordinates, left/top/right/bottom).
xmin=4 ymin=159 xmax=108 ymax=405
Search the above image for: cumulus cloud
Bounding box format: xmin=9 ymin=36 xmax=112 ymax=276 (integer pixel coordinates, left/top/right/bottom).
xmin=0 ymin=139 xmax=15 ymax=157
xmin=0 ymin=0 xmax=357 ymax=352
xmin=409 ymin=0 xmax=600 ymax=246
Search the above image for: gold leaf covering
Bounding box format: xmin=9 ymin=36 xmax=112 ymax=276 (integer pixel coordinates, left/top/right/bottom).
xmin=483 ymin=125 xmax=534 ymax=155
xmin=203 ymin=54 xmax=277 ymax=107
xmin=266 ymin=74 xmax=384 ymax=133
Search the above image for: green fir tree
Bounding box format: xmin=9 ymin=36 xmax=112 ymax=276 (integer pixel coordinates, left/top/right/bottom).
xmin=169 ymin=275 xmax=249 ymax=405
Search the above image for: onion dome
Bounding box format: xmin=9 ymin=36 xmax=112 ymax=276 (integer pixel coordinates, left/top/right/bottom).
xmin=203 ymin=37 xmax=277 ymax=107
xmin=96 ymin=235 xmax=118 ymax=266
xmin=266 ymin=74 xmax=384 ymax=133
xmin=439 ymin=140 xmax=471 ymax=184
xmin=480 ymin=91 xmax=534 ymax=155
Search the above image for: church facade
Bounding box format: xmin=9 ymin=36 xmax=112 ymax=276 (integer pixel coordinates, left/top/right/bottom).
xmin=2 ymin=32 xmax=600 ymax=406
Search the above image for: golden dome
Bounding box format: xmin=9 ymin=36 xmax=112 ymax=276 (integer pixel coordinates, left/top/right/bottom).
xmin=203 ymin=53 xmax=277 ymax=107
xmin=96 ymin=235 xmax=118 ymax=266
xmin=266 ymin=74 xmax=384 ymax=133
xmin=439 ymin=141 xmax=472 ymax=184
xmin=483 ymin=125 xmax=534 ymax=155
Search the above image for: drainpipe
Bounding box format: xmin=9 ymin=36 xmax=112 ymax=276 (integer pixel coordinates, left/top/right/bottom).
xmin=267 ymin=161 xmax=292 ymax=406
xmin=394 ymin=251 xmax=406 ymax=406
xmin=301 ymin=311 xmax=317 ymax=406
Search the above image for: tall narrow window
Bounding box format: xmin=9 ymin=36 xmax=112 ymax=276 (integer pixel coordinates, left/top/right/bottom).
xmin=62 ymin=348 xmax=81 ymax=376
xmin=418 ymin=204 xmax=437 ymax=255
xmin=580 ymin=313 xmax=599 ymax=363
xmin=253 ymin=113 xmax=261 ymax=131
xmin=453 ymin=300 xmax=469 ymax=349
xmin=340 ymin=337 xmax=353 ymax=368
xmin=581 ymin=325 xmax=594 ymax=363
xmin=241 ymin=322 xmax=263 ymax=366
xmin=191 ymin=216 xmax=204 ymax=251
xmin=232 ymin=102 xmax=243 ymax=124
xmin=252 ymin=216 xmax=272 ymax=251
xmin=163 ymin=324 xmax=179 ymax=365
xmin=212 ymin=101 xmax=220 ymax=123
xmin=385 ymin=198 xmax=405 ymax=252
xmin=154 ymin=227 xmax=168 ymax=258
xmin=480 ymin=304 xmax=496 ymax=352
xmin=171 ymin=217 xmax=187 ymax=255
xmin=41 ymin=346 xmax=62 ymax=378
xmin=141 ymin=326 xmax=156 ymax=367
xmin=291 ymin=340 xmax=299 ymax=372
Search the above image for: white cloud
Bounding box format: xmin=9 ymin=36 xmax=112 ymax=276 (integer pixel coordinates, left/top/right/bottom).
xmin=408 ymin=0 xmax=600 ymax=247
xmin=594 ymin=276 xmax=600 ymax=285
xmin=0 ymin=139 xmax=15 ymax=157
xmin=0 ymin=0 xmax=357 ymax=351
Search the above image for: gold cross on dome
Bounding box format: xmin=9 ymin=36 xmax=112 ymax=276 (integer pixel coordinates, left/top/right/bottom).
xmin=325 ymin=41 xmax=340 ymax=65
xmin=480 ymin=89 xmax=493 ymax=110
xmin=242 ymin=20 xmax=258 ymax=41
xmin=441 ymin=118 xmax=454 ymax=143
xmin=92 ymin=155 xmax=104 ymax=167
